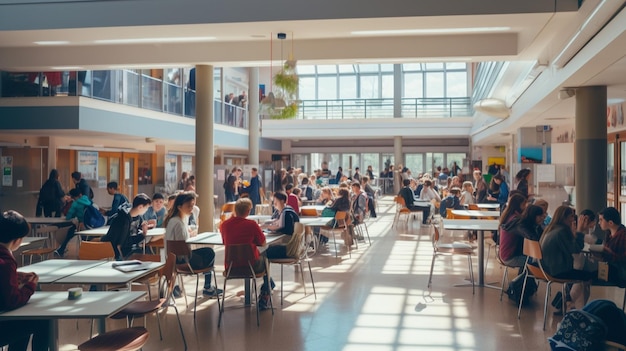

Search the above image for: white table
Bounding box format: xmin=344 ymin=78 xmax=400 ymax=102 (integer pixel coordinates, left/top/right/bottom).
xmin=451 ymin=210 xmax=500 ymax=218
xmin=299 ymin=217 xmax=330 ymax=227
xmin=23 ymin=217 xmax=73 ymax=226
xmin=246 ymin=214 xmax=272 ymax=222
xmin=0 ymin=291 xmax=145 ymax=351
xmin=442 ymin=219 xmax=499 ymax=287
xmin=76 ymin=226 xmax=165 ymax=237
xmin=18 ymin=259 xmax=108 ymax=284
xmin=473 ymin=203 xmax=500 ymax=210
xmin=54 ymin=261 xmax=164 ymax=290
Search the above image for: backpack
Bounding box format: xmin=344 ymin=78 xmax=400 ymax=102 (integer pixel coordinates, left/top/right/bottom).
xmin=582 ymin=299 xmax=626 ymax=345
xmin=548 ymin=309 xmax=608 ymax=351
xmin=83 ymin=203 xmax=105 ymax=229
xmin=506 ymin=271 xmax=537 ymax=305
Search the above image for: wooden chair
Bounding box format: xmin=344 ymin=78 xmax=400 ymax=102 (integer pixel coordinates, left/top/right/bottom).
xmin=126 ymin=253 xmax=162 ymax=300
xmin=320 ymin=211 xmax=351 ymax=258
xmin=21 ymin=225 xmax=65 ymax=265
xmin=166 ymin=240 xmax=219 ymax=320
xmin=268 ymin=223 xmax=317 ymax=305
xmin=517 ymin=238 xmax=586 ymax=330
xmin=146 ymin=237 xmax=164 ymax=255
xmin=218 ymin=244 xmax=274 ymax=327
xmin=110 ymin=253 xmax=187 ymax=350
xmin=427 ymin=224 xmax=475 ymax=294
xmin=78 ymin=241 xmax=115 ymax=260
xmin=77 ymin=327 xmax=149 ymax=351
xmin=220 ymin=202 xmax=235 ymax=222
xmin=394 ymin=196 xmax=422 ymax=227
xmin=300 ymin=208 xmax=318 ymax=217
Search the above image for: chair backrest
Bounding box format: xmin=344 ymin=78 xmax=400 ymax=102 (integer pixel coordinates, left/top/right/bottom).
xmin=127 ymin=253 xmax=161 ymax=262
xmin=522 ymin=238 xmax=552 ymax=281
xmin=78 ymin=241 xmax=115 ymax=260
xmin=286 ymin=222 xmax=306 ymax=259
xmin=395 ymin=196 xmax=407 ymax=208
xmin=224 ymin=244 xmax=257 ymax=278
xmin=161 ymin=253 xmax=177 ymax=300
xmin=166 ymin=240 xmax=192 ymax=258
xmin=523 ymin=238 xmax=543 ymax=260
xmin=301 ymin=208 xmax=318 ymax=217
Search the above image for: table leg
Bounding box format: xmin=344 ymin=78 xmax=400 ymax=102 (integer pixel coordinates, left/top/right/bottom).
xmin=49 ymin=319 xmax=59 ymax=351
xmin=478 ymin=230 xmax=485 ymax=285
xmin=244 ymin=278 xmax=251 ymax=305
xmin=98 ymin=317 xmax=106 ymax=335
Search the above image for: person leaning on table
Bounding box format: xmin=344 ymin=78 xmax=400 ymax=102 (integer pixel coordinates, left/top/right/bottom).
xmin=0 ymin=210 xmax=50 ymax=351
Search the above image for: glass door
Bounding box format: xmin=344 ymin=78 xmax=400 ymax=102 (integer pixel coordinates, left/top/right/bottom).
xmin=122 ymin=153 xmax=139 ymax=200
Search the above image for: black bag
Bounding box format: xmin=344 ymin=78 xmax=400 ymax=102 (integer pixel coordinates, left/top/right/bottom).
xmin=507 ymin=271 xmax=537 ymax=305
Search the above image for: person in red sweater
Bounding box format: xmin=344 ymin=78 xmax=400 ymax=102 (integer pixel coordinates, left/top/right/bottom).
xmin=0 ymin=210 xmax=50 ymax=351
xmin=219 ymin=198 xmax=273 ymax=309
xmin=285 ymin=183 xmax=300 ymax=214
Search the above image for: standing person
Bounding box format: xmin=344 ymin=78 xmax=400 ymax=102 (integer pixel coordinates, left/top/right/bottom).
xmin=220 ymin=198 xmax=272 ymax=309
xmin=473 ymin=170 xmax=488 ymax=203
xmin=451 ymin=162 xmax=461 ymax=176
xmin=0 ymin=210 xmax=50 ymax=351
xmin=398 ymin=179 xmax=430 ymax=224
xmin=36 ymin=169 xmax=65 ymax=218
xmin=241 ymin=167 xmax=263 ymax=215
xmin=178 ymin=172 xmax=189 ymax=191
xmin=101 ymin=193 xmax=151 ymax=260
xmin=143 ymin=193 xmax=167 ymax=228
xmin=352 ymin=167 xmax=362 ymax=182
xmin=515 ymin=168 xmax=532 ymax=198
xmin=285 ymin=167 xmax=295 ymax=186
xmin=225 ymin=93 xmax=236 ymax=125
xmin=224 ymin=167 xmax=241 ymax=202
xmin=597 ymin=207 xmax=626 ymax=285
xmin=102 ymin=181 xmax=129 ymax=219
xmin=71 ymin=171 xmax=93 ymax=200
xmin=540 ymin=206 xmax=595 ymax=309
xmin=164 ymin=192 xmax=221 ymax=298
xmin=273 ymin=168 xmax=286 ymax=192
xmin=366 ymin=165 xmax=375 ymax=180
xmin=335 ymin=167 xmax=344 ymax=184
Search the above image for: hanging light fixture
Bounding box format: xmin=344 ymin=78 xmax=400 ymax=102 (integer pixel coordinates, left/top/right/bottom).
xmin=260 ymin=32 xmax=299 ymax=119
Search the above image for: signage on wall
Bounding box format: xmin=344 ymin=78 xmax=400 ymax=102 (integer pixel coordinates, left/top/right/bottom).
xmin=77 ymin=151 xmax=98 ymax=180
xmin=1 ymin=156 xmax=12 ymax=186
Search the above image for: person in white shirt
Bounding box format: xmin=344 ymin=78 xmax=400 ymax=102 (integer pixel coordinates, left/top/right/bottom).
xmin=419 ymin=179 xmax=441 ymax=217
xmin=460 ymin=181 xmax=476 ymax=206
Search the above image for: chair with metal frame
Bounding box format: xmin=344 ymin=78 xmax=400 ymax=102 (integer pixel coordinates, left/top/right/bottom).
xmin=78 ymin=241 xmax=116 ymax=260
xmin=267 ymin=222 xmax=317 ymax=305
xmin=517 ymin=238 xmax=586 ymax=330
xmin=218 ymin=244 xmax=274 ymax=327
xmin=427 ymin=224 xmax=475 ymax=294
xmin=320 ymin=211 xmax=352 ymax=258
xmin=166 ymin=240 xmax=219 ymax=320
xmin=110 ymin=253 xmax=187 ymax=350
xmin=21 ymin=225 xmax=64 ymax=265
xmin=77 ymin=327 xmax=149 ymax=351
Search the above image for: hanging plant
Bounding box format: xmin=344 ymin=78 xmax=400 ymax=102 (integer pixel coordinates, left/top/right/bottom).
xmin=261 ymin=60 xmax=300 ymax=120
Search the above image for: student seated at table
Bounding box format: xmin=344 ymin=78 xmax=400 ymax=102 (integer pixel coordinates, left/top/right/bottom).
xmin=285 ymin=184 xmax=300 ymax=214
xmin=143 ymin=193 xmax=166 ymax=228
xmin=164 ymin=192 xmax=221 ymax=298
xmin=102 ymin=181 xmax=129 ymax=220
xmin=596 ymin=207 xmax=626 ymax=286
xmin=316 ymin=187 xmax=334 ymax=206
xmin=439 ymin=187 xmax=464 ymax=218
xmin=101 ymin=193 xmax=151 ymax=260
xmin=261 ymin=192 xmax=299 ymax=259
xmin=500 ymin=204 xmax=544 ymax=268
xmin=0 ymin=210 xmax=50 ymax=351
xmin=361 ymin=176 xmax=377 ymax=218
xmin=220 ymin=198 xmax=273 ymax=309
xmin=54 ymin=188 xmax=91 ymax=257
xmin=300 ymin=177 xmax=314 ymax=201
xmin=399 ymin=179 xmax=431 ymax=224
xmin=486 ymin=174 xmax=508 ymax=209
xmin=497 ymin=193 xmax=528 ymax=267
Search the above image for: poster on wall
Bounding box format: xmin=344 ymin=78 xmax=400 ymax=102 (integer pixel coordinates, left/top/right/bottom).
xmin=2 ymin=156 xmax=13 ymax=186
xmin=165 ymin=154 xmax=177 ymax=191
xmin=181 ymin=155 xmax=193 ymax=175
xmin=77 ymin=151 xmax=98 ymax=180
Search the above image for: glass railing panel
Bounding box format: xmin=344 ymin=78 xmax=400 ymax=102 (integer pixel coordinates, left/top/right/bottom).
xmin=121 ymin=70 xmax=140 ymax=107
xmin=141 ymin=75 xmax=162 ymax=111
xmin=163 ymin=81 xmax=182 ymax=115
xmin=91 ymin=70 xmax=114 ymax=102
xmin=184 ymin=89 xmax=196 ymax=117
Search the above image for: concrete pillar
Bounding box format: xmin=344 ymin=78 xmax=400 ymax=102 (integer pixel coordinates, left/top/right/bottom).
xmin=248 ymin=67 xmax=260 ymax=165
xmin=196 ymin=65 xmax=215 ymax=232
xmin=47 ymin=136 xmax=58 ymax=171
xmin=393 ymin=64 xmax=402 ymax=117
xmin=155 ymin=145 xmax=166 ymax=186
xmin=394 ymin=136 xmax=402 ymax=193
xmin=575 ymin=86 xmax=607 ymax=213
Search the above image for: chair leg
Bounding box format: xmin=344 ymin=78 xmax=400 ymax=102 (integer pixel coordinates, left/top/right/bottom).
xmin=213 ymin=269 xmax=221 ymax=312
xmin=517 ymin=274 xmax=529 ymax=319
xmin=307 ymin=261 xmax=317 ymax=300
xmin=171 ymin=302 xmax=187 ymax=350
xmin=253 ymin=278 xmax=260 ymax=326
xmin=332 ymin=230 xmax=338 ymax=258
xmin=427 ymin=253 xmax=437 ymax=292
xmin=499 ymin=267 xmax=508 ymax=301
xmin=280 ymin=264 xmax=284 ymax=305
xmin=193 ymin=274 xmax=200 ymax=320
xmin=299 ymin=262 xmax=307 ymax=297
xmin=363 ymin=222 xmax=371 ymax=245
xmin=218 ymin=279 xmax=228 ymax=328
xmin=542 ymin=282 xmax=552 ymax=331
xmin=178 ymin=275 xmax=189 ymax=311
xmin=485 ymin=244 xmax=491 ymax=277
xmin=467 ymin=254 xmax=474 ymax=295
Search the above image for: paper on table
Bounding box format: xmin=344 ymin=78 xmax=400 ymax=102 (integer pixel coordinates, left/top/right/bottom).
xmin=112 ymin=260 xmax=151 ymax=273
xmin=112 ymin=260 xmax=142 ymax=267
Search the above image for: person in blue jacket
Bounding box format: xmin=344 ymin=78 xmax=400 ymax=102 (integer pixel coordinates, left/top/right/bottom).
xmin=487 ymin=174 xmax=509 ymax=210
xmin=241 ymin=167 xmax=263 ymax=215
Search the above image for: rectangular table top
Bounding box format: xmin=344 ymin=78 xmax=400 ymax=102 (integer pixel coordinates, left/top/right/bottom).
xmin=23 ymin=217 xmax=73 ymax=225
xmin=473 ymin=203 xmax=500 ymax=210
xmin=187 ymin=232 xmax=285 ymax=246
xmin=247 ymin=214 xmax=272 ymax=222
xmin=451 ymin=210 xmax=500 ymax=218
xmin=299 ymin=217 xmax=330 ymax=227
xmin=76 ymin=226 xmax=165 ymax=237
xmin=442 ymin=219 xmax=499 ymax=231
xmin=18 ymin=259 xmax=108 ymax=284
xmin=19 ymin=236 xmax=48 ymax=248
xmin=54 ymin=261 xmax=163 ymax=285
xmin=0 ymin=291 xmax=145 ymax=320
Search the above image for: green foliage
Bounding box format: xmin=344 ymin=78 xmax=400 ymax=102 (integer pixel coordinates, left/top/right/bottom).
xmin=272 ymin=103 xmax=298 ymax=119
xmin=273 ymin=71 xmax=299 ymax=94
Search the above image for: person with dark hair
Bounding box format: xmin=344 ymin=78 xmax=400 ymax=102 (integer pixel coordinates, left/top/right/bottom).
xmin=597 ymin=207 xmax=626 ymax=285
xmin=0 ymin=210 xmax=50 ymax=351
xmin=439 ymin=187 xmax=463 ymax=218
xmin=398 ymin=179 xmax=431 ymax=224
xmin=515 ymin=168 xmax=532 ymax=197
xmin=241 ymin=167 xmax=263 ymax=214
xmin=472 ymin=170 xmax=488 ymax=203
xmin=225 ymin=167 xmax=241 ymax=202
xmin=103 ymin=181 xmax=129 ymax=218
xmin=541 ymin=206 xmax=596 ymax=309
xmin=178 ymin=172 xmax=188 ymax=191
xmin=143 ymin=193 xmax=166 ymax=228
xmin=263 ymin=191 xmax=299 ymax=237
xmin=101 ymin=193 xmax=152 ymax=260
xmin=36 ymin=169 xmax=65 ymax=217
xmin=335 ymin=166 xmax=344 ymax=184
xmin=284 ymin=183 xmax=300 ymax=214
xmin=164 ymin=192 xmax=221 ymax=297
xmin=487 ymin=174 xmax=508 ymax=209
xmin=350 ymin=182 xmax=367 ymax=224
xmin=500 ymin=204 xmax=544 ymax=267
xmin=366 ymin=165 xmax=375 ymax=180
xmin=71 ymin=171 xmax=93 ymax=200
xmin=361 ymin=176 xmax=377 ymax=218
xmin=54 ymin=188 xmax=91 ymax=257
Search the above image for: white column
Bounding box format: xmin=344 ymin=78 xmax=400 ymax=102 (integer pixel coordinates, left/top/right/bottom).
xmin=394 ymin=136 xmax=402 ymax=193
xmin=248 ymin=67 xmax=260 ymax=165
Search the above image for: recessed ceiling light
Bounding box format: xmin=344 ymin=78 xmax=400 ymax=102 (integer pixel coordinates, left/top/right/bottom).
xmin=351 ymin=27 xmax=511 ymax=36
xmin=94 ymin=37 xmax=216 ymax=44
xmin=34 ymin=41 xmax=70 ymax=45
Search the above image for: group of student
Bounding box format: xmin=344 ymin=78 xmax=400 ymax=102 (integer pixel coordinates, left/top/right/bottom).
xmin=499 ymin=192 xmax=626 ymax=311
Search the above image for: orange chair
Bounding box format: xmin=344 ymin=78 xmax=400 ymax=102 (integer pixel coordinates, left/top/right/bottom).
xmin=394 ymin=196 xmax=423 ymax=227
xmin=300 ymin=208 xmax=318 ymax=217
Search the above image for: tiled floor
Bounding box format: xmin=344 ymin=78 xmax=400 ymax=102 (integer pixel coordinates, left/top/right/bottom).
xmin=46 ymin=195 xmax=624 ymax=351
